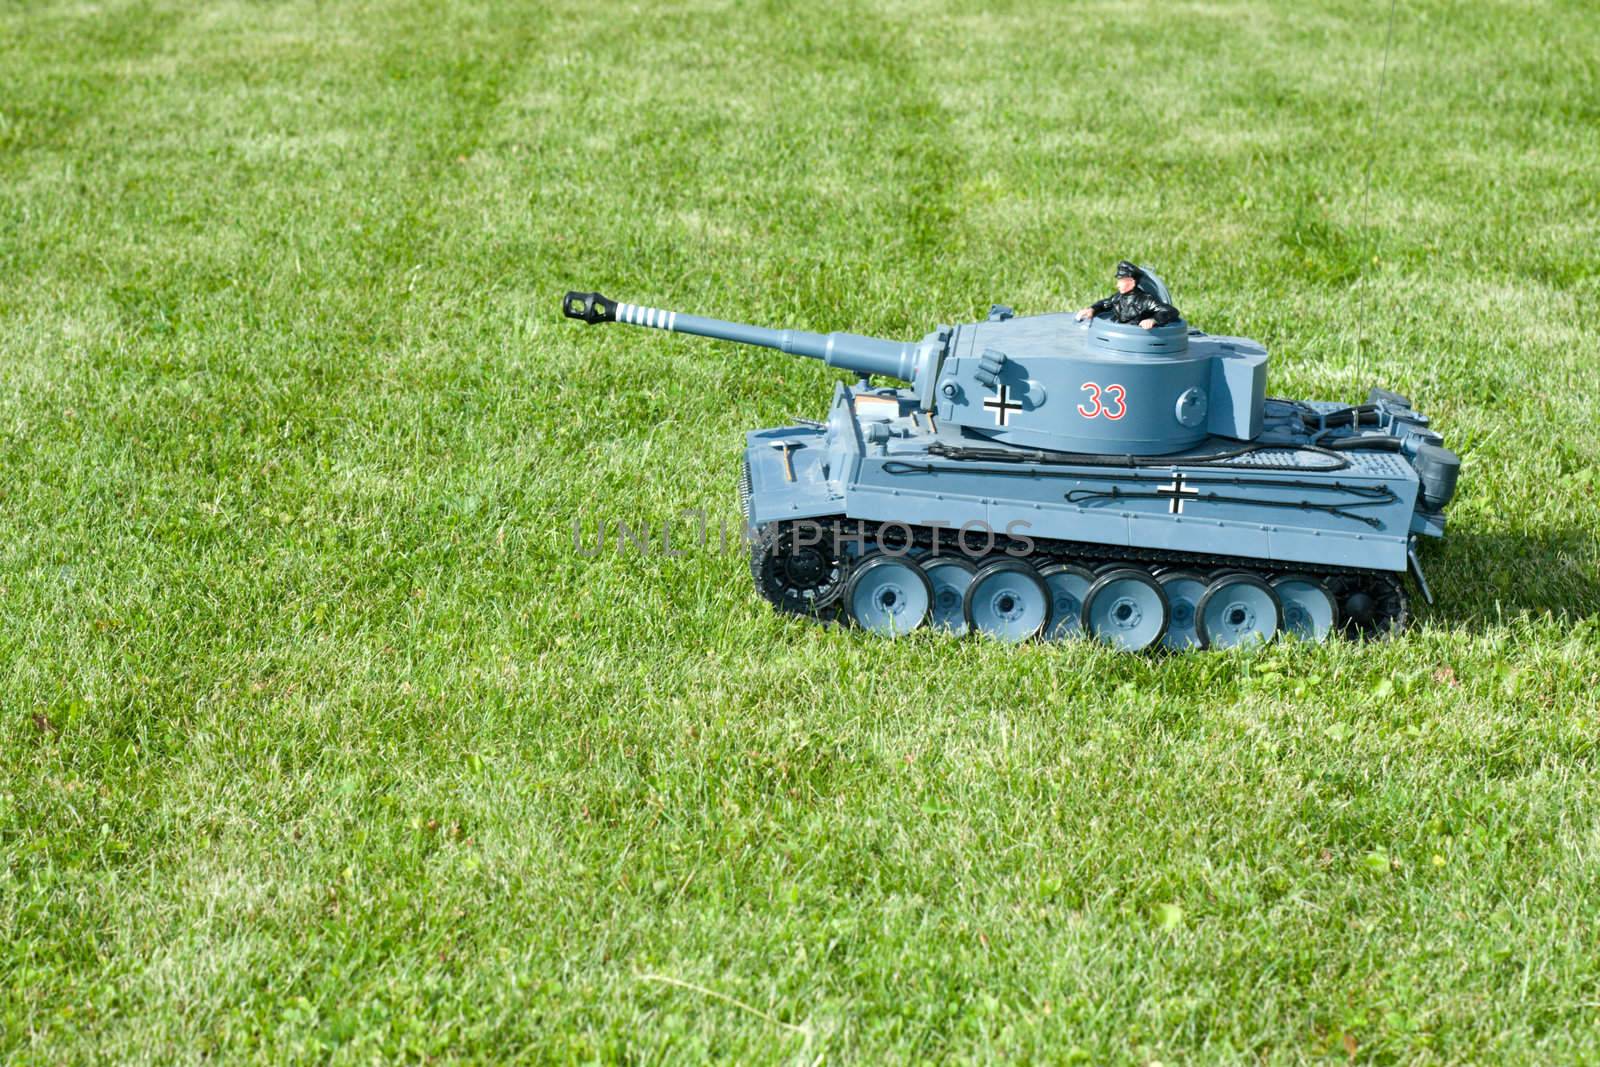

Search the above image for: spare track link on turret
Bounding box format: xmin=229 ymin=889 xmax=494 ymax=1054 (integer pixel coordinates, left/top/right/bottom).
xmin=749 ymin=516 xmax=1409 ymax=642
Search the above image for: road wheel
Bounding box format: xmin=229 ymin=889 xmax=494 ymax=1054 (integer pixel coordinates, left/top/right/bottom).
xmin=1083 ymin=568 xmax=1169 ymax=651
xmin=964 ymin=558 xmax=1049 ymax=643
xmin=844 ymin=553 xmax=932 ymax=636
xmin=1197 ymin=572 xmax=1282 ymax=649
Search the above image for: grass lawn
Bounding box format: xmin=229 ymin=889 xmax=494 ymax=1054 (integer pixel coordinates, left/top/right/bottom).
xmin=3 ymin=0 xmax=1599 ymax=1061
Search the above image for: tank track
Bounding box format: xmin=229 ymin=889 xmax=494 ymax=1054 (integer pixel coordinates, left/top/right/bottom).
xmin=749 ymin=516 xmax=1409 ymax=643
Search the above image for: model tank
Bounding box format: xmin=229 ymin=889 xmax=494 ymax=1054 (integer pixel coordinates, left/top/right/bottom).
xmin=561 ymin=266 xmax=1460 ymax=650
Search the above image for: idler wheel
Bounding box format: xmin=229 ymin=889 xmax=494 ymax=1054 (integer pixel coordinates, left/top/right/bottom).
xmin=1327 ymin=573 xmax=1409 ymax=640
xmin=1344 ymin=592 xmax=1376 ymax=625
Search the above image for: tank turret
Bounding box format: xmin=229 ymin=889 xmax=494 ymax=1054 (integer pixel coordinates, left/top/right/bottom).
xmin=564 ymin=285 xmax=1267 ymax=456
xmin=929 ymin=312 xmax=1267 ymax=455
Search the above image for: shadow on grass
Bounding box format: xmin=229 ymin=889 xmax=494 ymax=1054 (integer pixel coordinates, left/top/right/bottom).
xmin=1420 ymin=528 xmax=1600 ymax=630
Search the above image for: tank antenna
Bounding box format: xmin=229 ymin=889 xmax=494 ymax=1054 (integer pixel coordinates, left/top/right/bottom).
xmin=1353 ymin=0 xmax=1402 ymax=375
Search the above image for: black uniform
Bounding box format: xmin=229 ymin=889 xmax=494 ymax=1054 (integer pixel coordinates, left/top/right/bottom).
xmin=1090 ymin=287 xmax=1180 ymax=326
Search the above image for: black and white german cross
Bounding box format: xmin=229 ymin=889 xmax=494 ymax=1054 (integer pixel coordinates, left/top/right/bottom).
xmin=1156 ymin=472 xmax=1200 ymax=514
xmin=982 ymin=383 xmax=1024 ymax=427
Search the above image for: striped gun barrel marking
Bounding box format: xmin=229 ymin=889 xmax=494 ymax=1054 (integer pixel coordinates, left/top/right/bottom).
xmin=615 ymin=302 xmax=677 ymax=332
xmin=603 ymin=297 xmax=922 ymax=382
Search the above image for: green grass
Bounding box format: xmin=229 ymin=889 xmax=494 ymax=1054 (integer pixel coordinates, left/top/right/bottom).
xmin=2 ymin=0 xmax=1598 ymax=1061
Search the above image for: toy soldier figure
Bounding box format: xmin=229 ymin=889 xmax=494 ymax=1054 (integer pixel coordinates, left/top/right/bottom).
xmin=1075 ymin=261 xmax=1180 ymax=330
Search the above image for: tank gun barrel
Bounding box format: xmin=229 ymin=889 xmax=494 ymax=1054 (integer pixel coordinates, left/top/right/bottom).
xmin=562 ymin=290 xmax=924 ymax=383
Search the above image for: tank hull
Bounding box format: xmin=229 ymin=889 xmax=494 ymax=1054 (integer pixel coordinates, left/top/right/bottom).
xmin=746 ymin=384 xmax=1437 ymax=571
xmin=742 ymin=382 xmax=1447 ymax=645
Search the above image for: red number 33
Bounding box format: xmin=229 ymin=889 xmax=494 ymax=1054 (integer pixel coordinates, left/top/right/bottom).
xmin=1077 ymin=381 xmax=1126 ymax=420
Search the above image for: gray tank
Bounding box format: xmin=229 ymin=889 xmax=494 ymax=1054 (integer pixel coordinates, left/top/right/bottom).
xmin=562 ymin=275 xmax=1460 ymax=650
